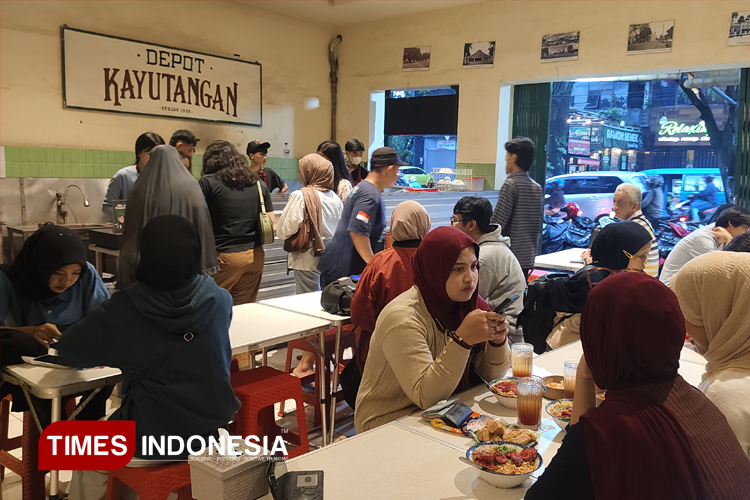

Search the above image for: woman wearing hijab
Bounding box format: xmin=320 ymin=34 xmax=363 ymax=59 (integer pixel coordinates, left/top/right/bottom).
xmin=58 ymin=215 xmax=240 ymax=498
xmin=672 ymin=252 xmax=750 ymax=457
xmin=118 ymin=145 xmax=217 ymax=290
xmin=276 ymin=153 xmax=344 ymax=294
xmin=0 ymin=225 xmax=110 ymax=415
xmin=354 ymin=226 xmax=511 ymax=432
xmin=526 ymin=273 xmax=750 ymax=500
xmin=199 ymin=140 xmax=276 ymax=305
xmin=544 ymin=221 xmax=652 ymax=349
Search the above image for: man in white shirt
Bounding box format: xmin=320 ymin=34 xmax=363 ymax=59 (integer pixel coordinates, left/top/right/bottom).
xmin=660 ymin=206 xmax=750 ymax=286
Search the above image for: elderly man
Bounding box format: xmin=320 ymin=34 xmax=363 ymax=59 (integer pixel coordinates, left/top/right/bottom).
xmin=611 ymin=183 xmax=659 ymax=277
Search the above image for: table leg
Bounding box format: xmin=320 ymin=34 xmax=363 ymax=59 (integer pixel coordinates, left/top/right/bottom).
xmin=95 ymin=251 xmax=103 ymax=277
xmin=318 ymin=330 xmax=328 ymax=446
xmin=49 ymin=396 xmax=61 ymax=500
xmin=262 ymin=347 xmax=268 ymax=366
xmin=329 ymin=324 xmax=343 ymax=444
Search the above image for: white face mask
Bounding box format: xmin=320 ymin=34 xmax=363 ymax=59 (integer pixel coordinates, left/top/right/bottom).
xmin=349 ymin=155 xmax=362 ymax=166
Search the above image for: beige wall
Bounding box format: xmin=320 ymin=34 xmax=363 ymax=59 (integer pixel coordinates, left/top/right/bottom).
xmin=0 ymin=1 xmax=335 ymax=158
xmin=336 ymin=1 xmax=750 ymax=167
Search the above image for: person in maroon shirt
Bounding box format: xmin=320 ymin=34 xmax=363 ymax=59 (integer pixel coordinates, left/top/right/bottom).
xmin=341 ymin=201 xmax=431 ymax=408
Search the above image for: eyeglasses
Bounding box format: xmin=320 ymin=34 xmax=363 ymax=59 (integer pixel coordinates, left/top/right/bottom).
xmin=450 ymin=216 xmax=464 ymax=226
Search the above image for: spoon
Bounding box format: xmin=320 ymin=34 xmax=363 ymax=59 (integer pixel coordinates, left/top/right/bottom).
xmin=476 ymin=373 xmax=498 ymax=394
xmin=459 ymin=456 xmax=495 ymax=473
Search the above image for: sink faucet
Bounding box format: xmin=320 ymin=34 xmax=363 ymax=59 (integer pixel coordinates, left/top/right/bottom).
xmin=56 ymin=184 xmax=90 ymax=225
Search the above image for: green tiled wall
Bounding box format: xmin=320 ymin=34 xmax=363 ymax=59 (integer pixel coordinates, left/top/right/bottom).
xmin=456 ymin=163 xmax=497 ymax=190
xmin=3 ymin=146 xmax=302 ymax=180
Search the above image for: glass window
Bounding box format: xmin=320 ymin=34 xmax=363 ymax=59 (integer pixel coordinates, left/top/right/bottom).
xmin=563 ymin=178 xmax=600 ymax=194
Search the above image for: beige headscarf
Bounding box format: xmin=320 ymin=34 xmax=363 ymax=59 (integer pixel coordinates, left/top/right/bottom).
xmin=299 ymin=154 xmax=334 ymax=256
xmin=390 ymin=201 xmax=431 ymax=242
xmin=672 ymin=251 xmax=750 ymax=379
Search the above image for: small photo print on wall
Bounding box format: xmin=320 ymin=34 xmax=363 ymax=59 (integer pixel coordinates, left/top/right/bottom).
xmin=729 ymin=11 xmax=750 ymax=45
xmin=402 ymin=46 xmax=431 ymax=71
xmin=463 ymin=41 xmax=495 ymax=68
xmin=541 ymin=31 xmax=580 ymax=62
xmin=627 ymin=20 xmax=674 ymax=54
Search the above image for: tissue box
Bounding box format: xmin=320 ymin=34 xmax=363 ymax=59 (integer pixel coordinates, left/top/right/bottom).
xmin=189 ymin=442 xmax=270 ymax=500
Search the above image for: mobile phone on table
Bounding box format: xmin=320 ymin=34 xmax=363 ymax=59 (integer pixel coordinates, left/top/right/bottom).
xmin=493 ymin=293 xmax=520 ymax=314
xmin=21 ymin=354 xmax=72 ymax=369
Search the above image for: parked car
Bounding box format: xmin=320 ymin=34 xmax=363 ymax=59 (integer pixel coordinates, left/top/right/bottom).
xmin=399 ymin=166 xmax=433 ymax=187
xmin=545 ymin=172 xmax=648 ymax=221
xmin=640 ymin=168 xmax=726 ymax=216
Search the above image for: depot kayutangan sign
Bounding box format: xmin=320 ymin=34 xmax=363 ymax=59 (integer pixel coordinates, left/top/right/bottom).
xmin=62 ymin=27 xmax=262 ymax=126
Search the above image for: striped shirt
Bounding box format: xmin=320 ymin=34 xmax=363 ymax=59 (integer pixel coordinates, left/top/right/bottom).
xmin=491 ymin=172 xmax=543 ymax=269
xmin=629 ymin=210 xmax=659 ymax=277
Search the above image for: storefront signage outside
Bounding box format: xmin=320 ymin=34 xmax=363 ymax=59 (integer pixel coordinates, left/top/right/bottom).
xmin=568 ymin=126 xmax=591 ymax=141
xmin=659 ymin=121 xmax=708 ymax=136
xmin=577 ymin=158 xmax=600 ymax=166
xmin=602 ymin=126 xmax=643 ymax=150
xmin=62 ymin=27 xmax=262 ymax=126
xmin=568 ymin=139 xmax=591 ymax=156
xmin=437 ymin=140 xmax=456 ymax=150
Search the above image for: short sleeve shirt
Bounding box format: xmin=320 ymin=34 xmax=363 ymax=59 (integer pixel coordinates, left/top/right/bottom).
xmin=318 ymin=180 xmax=385 ymax=280
xmin=261 ymin=167 xmax=285 ymax=193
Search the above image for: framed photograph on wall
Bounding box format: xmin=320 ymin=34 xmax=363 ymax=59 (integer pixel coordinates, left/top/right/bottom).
xmin=463 ymin=41 xmax=495 ymax=68
xmin=402 ymin=46 xmax=431 ymax=71
xmin=541 ymin=31 xmax=580 ymax=62
xmin=627 ymin=20 xmax=674 ymax=54
xmin=729 ymin=11 xmax=750 ymax=45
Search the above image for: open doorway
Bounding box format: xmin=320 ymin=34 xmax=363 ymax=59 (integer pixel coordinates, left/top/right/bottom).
xmin=381 ymin=86 xmax=459 ymax=187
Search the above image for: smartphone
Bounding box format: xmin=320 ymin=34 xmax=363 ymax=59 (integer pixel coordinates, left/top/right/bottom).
xmin=493 ymin=293 xmax=520 ymax=314
xmin=21 ymin=354 xmax=72 ymax=369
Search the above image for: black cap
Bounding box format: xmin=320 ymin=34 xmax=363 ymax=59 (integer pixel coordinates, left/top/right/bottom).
xmin=370 ymin=147 xmax=406 ymax=169
xmin=247 ymin=140 xmax=271 ymax=155
xmin=169 ymin=129 xmax=198 ymax=147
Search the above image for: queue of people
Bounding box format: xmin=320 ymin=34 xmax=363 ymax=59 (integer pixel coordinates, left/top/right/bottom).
xmin=2 ymin=129 xmax=750 ymax=499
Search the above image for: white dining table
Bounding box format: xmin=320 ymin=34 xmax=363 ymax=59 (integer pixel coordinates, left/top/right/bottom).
xmin=259 ymin=292 xmax=351 ymax=446
xmin=260 ymin=341 xmax=707 ymax=499
xmin=533 ymin=248 xmax=586 ymax=273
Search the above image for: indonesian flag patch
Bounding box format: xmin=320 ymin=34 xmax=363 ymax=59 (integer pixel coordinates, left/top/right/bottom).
xmin=356 ymin=211 xmax=371 ymax=224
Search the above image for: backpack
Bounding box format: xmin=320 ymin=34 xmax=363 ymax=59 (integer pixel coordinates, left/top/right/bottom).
xmin=518 ymin=273 xmax=571 ymax=354
xmin=320 ymin=277 xmax=358 ymax=316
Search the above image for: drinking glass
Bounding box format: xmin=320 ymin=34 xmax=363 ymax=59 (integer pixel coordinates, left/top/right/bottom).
xmin=564 ymin=360 xmax=578 ymax=399
xmin=516 ymin=376 xmax=545 ymax=430
xmin=511 ymin=343 xmax=534 ymax=378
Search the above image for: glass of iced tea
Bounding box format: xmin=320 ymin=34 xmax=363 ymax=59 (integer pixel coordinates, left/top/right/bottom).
xmin=511 ymin=343 xmax=534 ymax=378
xmin=516 ymin=376 xmax=545 ymax=430
xmin=564 ymin=360 xmax=578 ymax=399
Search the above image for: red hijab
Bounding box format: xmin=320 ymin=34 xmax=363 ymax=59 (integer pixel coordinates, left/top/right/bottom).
xmin=412 ymin=226 xmax=488 ymax=332
xmin=580 ymin=273 xmax=750 ymax=500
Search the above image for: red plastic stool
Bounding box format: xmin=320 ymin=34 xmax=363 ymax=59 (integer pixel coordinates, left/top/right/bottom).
xmin=527 ymin=269 xmax=549 ymax=283
xmin=230 ymin=366 xmax=309 ymax=459
xmin=106 ymin=462 xmax=193 ymax=500
xmin=0 ymin=396 xmax=47 ymax=500
xmin=283 ymin=326 xmax=356 ymax=427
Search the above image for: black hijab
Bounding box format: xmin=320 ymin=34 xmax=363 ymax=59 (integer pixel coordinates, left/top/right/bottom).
xmin=546 ymin=221 xmax=652 ymax=313
xmin=0 ymin=225 xmax=88 ymax=301
xmin=135 ymin=215 xmax=201 ymax=290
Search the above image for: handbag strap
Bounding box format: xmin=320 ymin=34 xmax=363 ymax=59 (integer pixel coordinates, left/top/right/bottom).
xmin=257 ymin=182 xmax=267 ymax=214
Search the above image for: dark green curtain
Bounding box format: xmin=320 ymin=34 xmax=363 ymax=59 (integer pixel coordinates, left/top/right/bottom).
xmin=736 ymin=68 xmax=750 ymax=210
xmin=512 ymin=83 xmax=551 ymax=188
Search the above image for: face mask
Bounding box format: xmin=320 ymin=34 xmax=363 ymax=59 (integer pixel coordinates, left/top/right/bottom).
xmin=349 ymin=155 xmax=362 ymax=166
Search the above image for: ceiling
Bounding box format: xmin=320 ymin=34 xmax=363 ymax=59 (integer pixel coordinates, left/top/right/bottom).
xmin=236 ymin=0 xmax=481 ymax=26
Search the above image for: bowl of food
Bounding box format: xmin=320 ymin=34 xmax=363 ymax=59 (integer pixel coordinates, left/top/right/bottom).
xmin=466 ymin=441 xmax=543 ymax=488
xmin=488 ymin=377 xmax=518 ymax=408
xmin=542 ymin=375 xmax=565 ymax=400
xmin=545 ymin=399 xmax=573 ymax=429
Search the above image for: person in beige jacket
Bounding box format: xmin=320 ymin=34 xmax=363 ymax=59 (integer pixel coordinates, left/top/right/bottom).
xmin=355 ymin=227 xmax=511 ymax=433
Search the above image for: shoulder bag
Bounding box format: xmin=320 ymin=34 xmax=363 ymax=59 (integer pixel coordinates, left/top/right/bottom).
xmin=257 ymin=182 xmax=275 ymax=246
xmin=283 ymin=215 xmax=312 ymax=253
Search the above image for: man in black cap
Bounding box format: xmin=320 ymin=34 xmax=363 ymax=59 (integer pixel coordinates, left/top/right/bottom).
xmin=169 ymin=129 xmax=199 ymax=173
xmin=318 ymin=147 xmax=403 ymax=287
xmin=247 ymin=140 xmax=288 ymax=193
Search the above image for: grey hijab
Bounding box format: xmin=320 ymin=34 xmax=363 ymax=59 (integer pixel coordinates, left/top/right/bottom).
xmin=117 ymin=145 xmax=217 ymax=289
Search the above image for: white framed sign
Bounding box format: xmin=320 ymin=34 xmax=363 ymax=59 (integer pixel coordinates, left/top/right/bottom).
xmin=62 ymin=27 xmax=262 ymax=126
